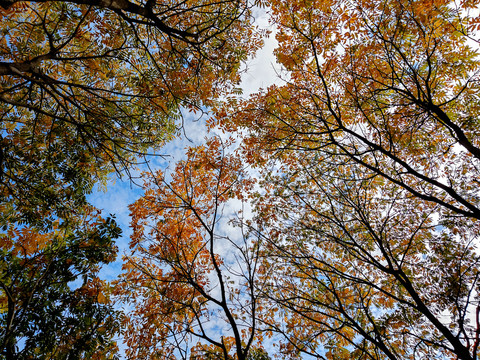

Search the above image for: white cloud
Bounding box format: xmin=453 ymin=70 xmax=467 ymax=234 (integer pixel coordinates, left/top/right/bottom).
xmin=240 ymin=8 xmax=282 ymax=96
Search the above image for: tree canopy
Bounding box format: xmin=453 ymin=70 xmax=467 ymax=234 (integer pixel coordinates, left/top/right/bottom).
xmin=0 ymin=211 xmax=122 ymax=359
xmin=0 ymin=0 xmax=259 ymax=227
xmin=0 ymin=0 xmax=259 ymax=357
xmin=117 ymin=137 xmax=266 ymax=360
xmin=214 ymin=0 xmax=480 ymax=358
xmin=2 ymin=0 xmax=480 ymax=359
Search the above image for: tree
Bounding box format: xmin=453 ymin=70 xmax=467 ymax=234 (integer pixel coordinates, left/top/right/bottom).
xmin=215 ymin=0 xmax=480 ymax=359
xmin=116 ymin=138 xmax=269 ymax=360
xmin=0 ymin=0 xmax=260 ymax=227
xmin=0 ymin=210 xmax=122 ymax=359
xmin=0 ymin=2 xmax=259 ymax=358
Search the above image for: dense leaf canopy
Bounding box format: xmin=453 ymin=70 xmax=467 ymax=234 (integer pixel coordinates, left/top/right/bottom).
xmin=0 ymin=0 xmax=258 ymax=358
xmin=118 ymin=138 xmax=262 ymax=360
xmin=0 ymin=0 xmax=259 ymax=227
xmin=2 ymin=0 xmax=480 ymax=359
xmin=0 ymin=212 xmax=122 ymax=359
xmin=214 ymin=0 xmax=480 ymax=359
